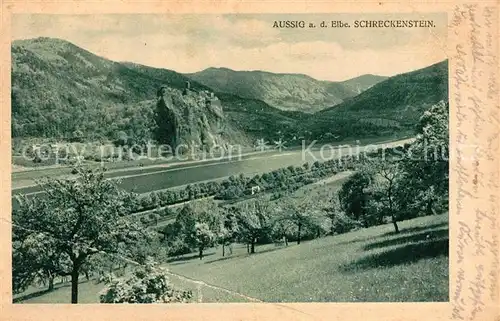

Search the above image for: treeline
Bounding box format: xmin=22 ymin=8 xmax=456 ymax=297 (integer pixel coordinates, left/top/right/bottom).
xmin=126 ymin=155 xmax=368 ymax=219
xmin=159 ymin=196 xmax=334 ymax=259
xmin=130 ymin=146 xmax=411 ymax=220
xmin=133 ymin=142 xmax=410 ymax=228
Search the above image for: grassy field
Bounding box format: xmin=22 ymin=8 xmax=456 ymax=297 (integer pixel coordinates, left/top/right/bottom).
xmin=16 ymin=213 xmax=448 ymax=303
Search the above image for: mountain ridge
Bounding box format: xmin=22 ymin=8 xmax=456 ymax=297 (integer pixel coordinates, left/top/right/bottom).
xmin=11 ymin=37 xmax=448 ymax=151
xmin=193 ymin=66 xmax=385 ymax=84
xmin=301 ymin=59 xmax=449 ymax=141
xmin=186 ymin=67 xmax=387 ymax=112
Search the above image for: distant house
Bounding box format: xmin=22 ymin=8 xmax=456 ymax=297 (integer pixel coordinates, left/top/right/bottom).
xmin=250 ymin=185 xmax=261 ymax=195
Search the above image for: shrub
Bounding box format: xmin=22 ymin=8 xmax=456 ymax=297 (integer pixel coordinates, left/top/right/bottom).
xmin=99 ymin=260 xmax=192 ymax=303
xmin=140 ymin=216 xmax=150 ymax=225
xmin=217 ymin=185 xmax=244 ymax=200
xmin=331 ymin=211 xmax=363 ymax=235
xmin=166 ymin=238 xmax=192 ymax=257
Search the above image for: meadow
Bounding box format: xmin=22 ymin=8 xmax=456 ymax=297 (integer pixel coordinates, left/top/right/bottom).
xmin=17 ymin=213 xmax=448 ymax=303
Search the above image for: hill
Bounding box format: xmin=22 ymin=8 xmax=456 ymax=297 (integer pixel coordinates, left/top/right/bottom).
xmin=122 ymin=64 xmax=302 ymax=143
xmin=15 ymin=213 xmax=448 ymax=303
xmin=337 ymin=74 xmax=388 ymax=94
xmin=187 ymin=68 xmax=386 ymax=113
xmin=11 ymin=37 xmax=448 ymax=150
xmin=11 ymin=37 xmax=302 ymax=148
xmin=11 ymin=37 xmax=206 ymax=139
xmin=301 ymin=60 xmax=449 ymax=141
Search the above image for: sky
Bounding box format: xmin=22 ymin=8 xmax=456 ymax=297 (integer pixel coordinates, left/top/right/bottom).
xmin=12 ymin=13 xmax=448 ymax=81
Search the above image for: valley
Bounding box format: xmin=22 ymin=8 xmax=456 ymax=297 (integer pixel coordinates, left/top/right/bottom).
xmin=187 ymin=67 xmax=386 ymax=112
xmin=11 ymin=36 xmax=449 ymax=306
xmin=11 ymin=137 xmax=414 ymax=208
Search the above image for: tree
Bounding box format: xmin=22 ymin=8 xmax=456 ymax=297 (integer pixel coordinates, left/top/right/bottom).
xmin=114 ymin=131 xmax=128 ymax=147
xmin=218 ymin=185 xmax=244 ymax=200
xmin=235 ymin=199 xmax=271 ymax=254
xmin=278 ymin=197 xmax=324 ymax=244
xmin=192 ymin=200 xmax=222 ymax=259
xmin=338 ymin=171 xmax=373 ymax=227
xmin=71 ymin=129 xmax=84 ymax=143
xmin=12 ymin=232 xmax=71 ymax=293
xmin=366 ymin=161 xmax=402 ymax=233
xmin=194 ymin=222 xmax=215 ymax=260
xmin=399 ymin=101 xmax=449 ymax=216
xmin=169 ymin=205 xmax=197 ymax=253
xmin=218 ymin=210 xmax=238 ymax=256
xmin=99 ymin=259 xmax=192 ymax=303
xmin=13 ymin=166 xmax=147 ymax=303
xmin=322 ymin=194 xmax=346 ymax=235
xmin=171 ymin=200 xmax=222 ymax=259
xmin=270 ymin=216 xmax=294 ymax=246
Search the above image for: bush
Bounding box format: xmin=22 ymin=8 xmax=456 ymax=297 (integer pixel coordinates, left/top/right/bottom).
xmin=217 ymin=185 xmax=244 ymax=200
xmin=140 ymin=216 xmax=150 ymax=225
xmin=303 ymin=178 xmax=315 ymax=185
xmin=99 ymin=260 xmax=192 ymax=303
xmin=331 ymin=211 xmax=363 ymax=235
xmin=70 ymin=130 xmax=84 ymax=143
xmin=160 ymin=207 xmax=175 ymax=218
xmin=166 ymin=238 xmax=192 ymax=257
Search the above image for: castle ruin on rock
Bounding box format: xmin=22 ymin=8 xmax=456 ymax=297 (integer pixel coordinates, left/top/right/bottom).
xmin=155 ymin=82 xmax=230 ymax=155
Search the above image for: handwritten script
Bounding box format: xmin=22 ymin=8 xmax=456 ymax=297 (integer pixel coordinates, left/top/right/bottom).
xmin=451 ymin=4 xmax=499 ymax=321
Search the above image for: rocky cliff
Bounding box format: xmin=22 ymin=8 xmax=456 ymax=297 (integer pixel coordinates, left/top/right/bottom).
xmin=155 ymin=85 xmax=250 ymax=153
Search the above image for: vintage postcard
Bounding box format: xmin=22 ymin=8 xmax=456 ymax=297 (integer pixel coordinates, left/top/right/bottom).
xmin=0 ymin=1 xmax=498 ymax=320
